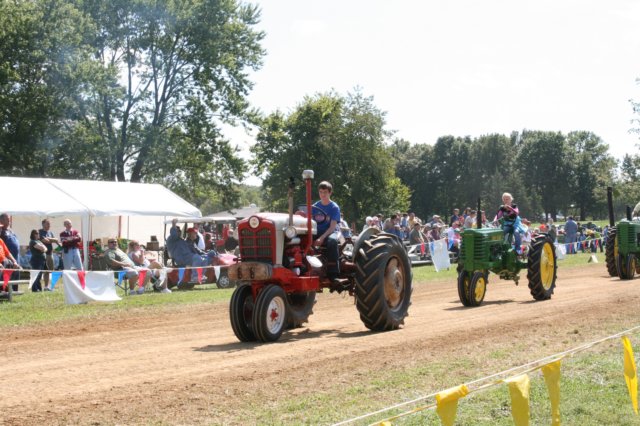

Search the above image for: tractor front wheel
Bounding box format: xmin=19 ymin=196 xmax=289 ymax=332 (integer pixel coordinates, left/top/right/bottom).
xmin=229 ymin=284 xmax=256 ymax=342
xmin=457 ymin=270 xmax=471 ymax=307
xmin=252 ymin=284 xmax=287 ymax=342
xmin=467 ymin=271 xmax=487 ymax=307
xmin=617 ymin=254 xmax=630 ymax=280
xmin=626 ymin=254 xmax=637 ymax=280
xmin=605 ymin=227 xmax=618 ymax=277
xmin=354 ymin=234 xmax=412 ymax=331
xmin=286 ymin=291 xmax=316 ymax=329
xmin=527 ymin=235 xmax=557 ymax=300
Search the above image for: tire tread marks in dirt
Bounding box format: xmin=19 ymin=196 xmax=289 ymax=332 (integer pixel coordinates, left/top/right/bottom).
xmin=354 ymin=234 xmax=412 ymax=331
xmin=527 ymin=235 xmax=557 ymax=300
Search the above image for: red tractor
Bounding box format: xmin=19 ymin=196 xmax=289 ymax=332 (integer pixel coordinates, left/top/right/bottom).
xmin=227 ymin=170 xmax=412 ymax=342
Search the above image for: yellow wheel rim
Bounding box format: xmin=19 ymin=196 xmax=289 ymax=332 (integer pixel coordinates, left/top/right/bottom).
xmin=474 ymin=275 xmax=486 ymax=302
xmin=540 ymin=242 xmax=555 ymax=289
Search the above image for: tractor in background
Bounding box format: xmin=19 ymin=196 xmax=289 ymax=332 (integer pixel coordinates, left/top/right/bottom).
xmin=605 ymin=186 xmax=640 ymax=279
xmin=456 ymin=200 xmax=557 ymax=306
xmin=227 ymin=170 xmax=412 ymax=343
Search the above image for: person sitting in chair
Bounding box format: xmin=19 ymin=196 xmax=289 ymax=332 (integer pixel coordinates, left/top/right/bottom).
xmin=166 ymin=219 xmax=218 ymax=283
xmin=104 ymin=238 xmax=149 ymax=295
xmin=127 ymin=240 xmax=171 ymax=293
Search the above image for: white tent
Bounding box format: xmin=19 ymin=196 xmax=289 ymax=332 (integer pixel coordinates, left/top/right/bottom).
xmin=2 ymin=177 xmax=201 ymax=268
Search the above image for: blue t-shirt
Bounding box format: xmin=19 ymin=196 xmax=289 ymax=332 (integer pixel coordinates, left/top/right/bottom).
xmin=313 ymin=200 xmax=341 ymax=235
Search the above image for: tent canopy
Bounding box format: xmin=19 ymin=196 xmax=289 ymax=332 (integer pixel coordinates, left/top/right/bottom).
xmin=2 ymin=177 xmax=201 ymax=218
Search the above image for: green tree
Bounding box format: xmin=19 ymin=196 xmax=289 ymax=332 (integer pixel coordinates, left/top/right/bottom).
xmin=517 ymin=130 xmax=570 ymax=221
xmin=253 ymin=91 xmax=410 ymax=225
xmin=565 ymin=131 xmax=615 ymax=221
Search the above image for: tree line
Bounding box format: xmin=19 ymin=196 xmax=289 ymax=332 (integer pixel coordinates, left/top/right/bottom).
xmin=2 ymin=1 xmax=639 ymax=223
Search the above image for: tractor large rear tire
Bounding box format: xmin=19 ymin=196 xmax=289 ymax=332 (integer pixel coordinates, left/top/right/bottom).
xmin=252 ymin=284 xmax=287 ymax=342
xmin=229 ymin=284 xmax=256 ymax=342
xmin=457 ymin=269 xmax=471 ymax=307
xmin=527 ymin=235 xmax=557 ymax=300
xmin=354 ymin=234 xmax=412 ymax=331
xmin=286 ymin=291 xmax=316 ymax=329
xmin=605 ymin=227 xmax=618 ymax=277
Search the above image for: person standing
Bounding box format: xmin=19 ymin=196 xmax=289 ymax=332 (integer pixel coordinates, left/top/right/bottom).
xmin=60 ymin=219 xmax=84 ymax=270
xmin=313 ymin=181 xmax=341 ymax=282
xmin=39 ymin=219 xmax=58 ymax=291
xmin=449 ymin=208 xmax=460 ymax=226
xmin=28 ymin=230 xmax=47 ymax=292
xmin=0 ymin=213 xmax=20 ymax=279
xmin=564 ymin=216 xmax=578 ymax=254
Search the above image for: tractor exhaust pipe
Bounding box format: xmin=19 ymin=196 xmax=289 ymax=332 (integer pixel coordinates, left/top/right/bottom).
xmin=607 ymin=186 xmax=615 ymax=227
xmin=302 ymin=170 xmax=314 ymax=254
xmin=287 ymin=177 xmax=295 ymax=227
xmin=476 ymin=198 xmax=482 ymax=229
xmin=627 ymin=205 xmax=632 ymax=221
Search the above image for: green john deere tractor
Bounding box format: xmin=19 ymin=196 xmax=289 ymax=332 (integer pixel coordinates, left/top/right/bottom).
xmin=456 ymin=201 xmax=557 ymax=307
xmin=605 ymin=187 xmax=640 ymax=280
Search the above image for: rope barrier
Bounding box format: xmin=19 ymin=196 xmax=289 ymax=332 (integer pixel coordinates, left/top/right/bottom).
xmin=333 ymin=324 xmax=640 ymax=426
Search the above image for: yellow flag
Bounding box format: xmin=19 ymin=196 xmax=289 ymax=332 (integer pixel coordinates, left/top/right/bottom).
xmin=542 ymin=359 xmax=562 ymax=426
xmin=506 ymin=374 xmax=530 ymax=426
xmin=435 ymin=384 xmax=469 ymax=426
xmin=622 ymin=336 xmax=638 ymax=414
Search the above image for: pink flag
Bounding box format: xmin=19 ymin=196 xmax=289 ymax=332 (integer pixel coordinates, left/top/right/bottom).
xmin=420 ymin=243 xmax=425 ymax=255
xmin=77 ymin=270 xmax=86 ymax=290
xmin=197 ymin=267 xmax=203 ymax=283
xmin=138 ymin=269 xmax=147 ymax=287
xmin=2 ymin=270 xmax=11 ymax=291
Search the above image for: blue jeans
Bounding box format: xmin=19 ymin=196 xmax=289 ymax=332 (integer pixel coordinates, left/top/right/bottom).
xmin=191 ymin=251 xmax=218 ymax=281
xmin=30 ymin=257 xmax=45 ymax=291
xmin=502 ymin=224 xmax=522 ymax=253
xmin=324 ymin=233 xmax=340 ymax=278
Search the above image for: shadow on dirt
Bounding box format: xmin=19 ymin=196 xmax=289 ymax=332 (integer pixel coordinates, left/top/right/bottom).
xmin=193 ymin=327 xmax=368 ymax=353
xmin=443 ymin=299 xmax=515 ymax=310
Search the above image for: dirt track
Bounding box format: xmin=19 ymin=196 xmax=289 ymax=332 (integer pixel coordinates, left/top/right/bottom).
xmin=1 ymin=263 xmax=640 ymax=425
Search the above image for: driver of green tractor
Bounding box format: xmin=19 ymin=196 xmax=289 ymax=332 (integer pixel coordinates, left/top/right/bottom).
xmin=313 ymin=180 xmax=341 ymax=282
xmin=495 ymin=192 xmax=525 ymax=254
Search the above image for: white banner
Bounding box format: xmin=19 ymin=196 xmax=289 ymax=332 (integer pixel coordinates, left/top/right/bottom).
xmin=62 ymin=271 xmax=121 ymax=305
xmin=431 ymin=239 xmax=451 ymax=272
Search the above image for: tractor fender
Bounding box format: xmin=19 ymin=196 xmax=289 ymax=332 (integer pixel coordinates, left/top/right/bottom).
xmin=351 ymin=228 xmax=404 ymax=263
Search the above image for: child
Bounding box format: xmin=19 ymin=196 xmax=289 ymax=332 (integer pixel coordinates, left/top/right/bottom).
xmin=495 ymin=192 xmax=525 ymax=253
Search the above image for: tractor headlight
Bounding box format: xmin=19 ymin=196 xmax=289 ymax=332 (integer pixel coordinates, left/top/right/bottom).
xmin=248 ymin=216 xmax=260 ymax=229
xmin=284 ymin=226 xmax=297 ymax=239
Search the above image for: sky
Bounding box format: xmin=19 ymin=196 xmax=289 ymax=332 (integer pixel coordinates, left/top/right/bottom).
xmin=231 ymin=0 xmax=640 ymax=185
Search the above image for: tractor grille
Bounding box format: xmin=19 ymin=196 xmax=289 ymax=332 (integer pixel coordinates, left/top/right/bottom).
xmin=618 ymin=222 xmax=640 ymax=252
xmin=239 ymin=227 xmax=274 ymax=263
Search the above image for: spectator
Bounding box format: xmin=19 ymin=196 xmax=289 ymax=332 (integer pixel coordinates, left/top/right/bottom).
xmin=166 ymin=219 xmax=218 ymax=283
xmin=464 ymin=210 xmax=477 ymax=228
xmin=407 ymin=211 xmax=420 ymax=228
xmin=547 ymin=218 xmax=557 ymax=242
xmin=0 ymin=236 xmax=20 ymax=271
xmin=375 ymin=214 xmax=384 ymax=230
xmin=564 ymin=216 xmax=578 ymax=254
xmin=400 ymin=213 xmax=409 ymax=234
xmin=449 ymin=208 xmax=460 ymax=226
xmin=204 ymin=233 xmax=215 ymax=251
xmin=0 ymin=213 xmax=20 ymax=279
xmin=495 ymin=192 xmax=525 ymax=254
xmin=60 ymin=219 xmax=84 ymax=270
xmin=408 ymin=222 xmax=425 ymax=246
xmin=362 ymin=216 xmax=374 ymax=233
xmin=430 ymin=215 xmax=445 ymax=228
xmin=105 ymin=238 xmax=147 ymax=294
xmin=339 ymin=212 xmax=352 ymax=238
xmin=224 ymin=228 xmax=239 ymax=253
xmin=463 ymin=207 xmax=471 ymax=219
xmin=426 ymin=223 xmax=442 ymax=242
xmin=39 ymin=219 xmax=58 ymax=291
xmin=192 ymin=223 xmax=205 ymax=251
xmin=127 ymin=240 xmax=171 ymax=293
xmin=28 ymin=229 xmax=47 ymax=292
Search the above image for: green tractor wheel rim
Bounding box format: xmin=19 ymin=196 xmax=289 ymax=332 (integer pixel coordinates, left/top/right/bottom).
xmin=540 ymin=242 xmax=555 ymax=290
xmin=473 ymin=275 xmax=486 ymax=302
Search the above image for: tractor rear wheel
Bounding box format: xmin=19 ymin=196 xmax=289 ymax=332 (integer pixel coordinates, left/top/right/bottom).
xmin=354 ymin=234 xmax=412 ymax=331
xmin=527 ymin=235 xmax=557 ymax=300
xmin=286 ymin=291 xmax=316 ymax=329
xmin=457 ymin=270 xmax=471 ymax=307
xmin=229 ymin=284 xmax=256 ymax=342
xmin=605 ymin=227 xmax=618 ymax=277
xmin=467 ymin=271 xmax=487 ymax=307
xmin=252 ymin=284 xmax=287 ymax=342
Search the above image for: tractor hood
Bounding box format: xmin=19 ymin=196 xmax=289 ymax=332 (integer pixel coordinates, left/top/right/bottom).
xmin=253 ymin=212 xmax=317 ymax=235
